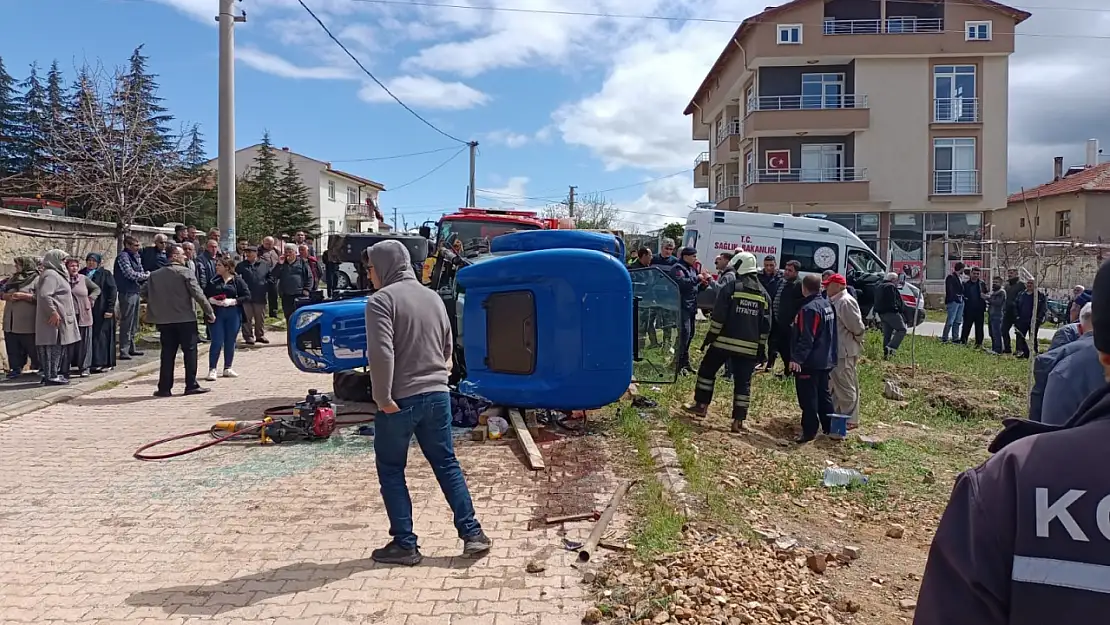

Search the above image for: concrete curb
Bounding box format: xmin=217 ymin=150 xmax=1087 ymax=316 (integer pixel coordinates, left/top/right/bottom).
xmin=0 ymin=343 xmax=212 ymax=424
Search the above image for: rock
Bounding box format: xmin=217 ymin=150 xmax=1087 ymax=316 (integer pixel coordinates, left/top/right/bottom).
xmin=583 ymin=607 xmax=603 ymax=623
xmin=773 ymin=536 xmax=798 ymax=551
xmin=922 ymin=471 xmax=936 ymax=485
xmin=653 ymin=610 xmax=670 ymax=624
xmin=883 ymin=379 xmax=905 ymax=401
xmin=834 ymin=599 xmax=861 ymax=613
xmin=526 ymin=560 xmax=546 ymax=573
xmin=841 ymin=545 xmax=862 ymax=560
xmin=806 ymin=554 xmax=827 ymax=574
xmin=582 ymin=570 xmax=597 ymax=583
xmin=753 ymin=528 xmax=779 ymax=542
xmin=886 ymin=524 xmax=906 ymax=539
xmin=899 ymin=599 xmax=918 ymax=610
xmin=858 ymin=435 xmax=883 ymax=447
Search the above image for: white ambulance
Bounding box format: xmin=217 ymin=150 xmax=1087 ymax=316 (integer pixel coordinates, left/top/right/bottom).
xmin=683 ymin=209 xmax=924 ymax=326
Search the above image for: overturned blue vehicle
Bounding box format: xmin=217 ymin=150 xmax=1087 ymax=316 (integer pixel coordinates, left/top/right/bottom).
xmin=288 ymin=230 xmax=681 ymax=410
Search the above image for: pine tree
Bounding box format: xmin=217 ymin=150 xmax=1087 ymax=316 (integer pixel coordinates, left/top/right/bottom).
xmin=17 ymin=62 xmax=49 ymax=182
xmin=179 ymin=125 xmax=216 ymax=229
xmin=45 ymin=61 xmax=65 ymax=122
xmin=275 ymin=156 xmax=317 ymax=237
xmin=0 ymin=56 xmax=23 ymax=181
xmin=116 ymin=45 xmax=174 ymax=156
xmin=249 ymin=131 xmax=282 ymax=234
xmin=235 ymin=174 xmax=267 ymax=243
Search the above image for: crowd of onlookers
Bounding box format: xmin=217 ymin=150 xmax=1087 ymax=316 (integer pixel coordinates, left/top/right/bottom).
xmin=0 ymin=224 xmax=324 ymax=393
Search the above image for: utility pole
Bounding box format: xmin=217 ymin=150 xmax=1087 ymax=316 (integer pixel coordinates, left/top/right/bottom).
xmin=393 ymin=206 xmax=398 ymax=231
xmin=467 ymin=141 xmax=478 ymax=208
xmin=568 ymin=185 xmax=577 ymax=220
xmin=217 ymin=0 xmax=245 ymax=255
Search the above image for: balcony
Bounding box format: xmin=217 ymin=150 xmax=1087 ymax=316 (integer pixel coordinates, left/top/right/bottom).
xmin=933 ymin=97 xmax=980 ymax=124
xmin=745 ymin=95 xmax=869 ymax=136
xmin=932 ymin=170 xmax=981 ymax=196
xmin=743 ymin=168 xmax=870 ymax=204
xmin=345 ymin=203 xmax=377 ymax=222
xmin=714 ymin=118 xmax=743 ymax=163
xmin=715 ymin=184 xmax=742 ymax=211
xmin=822 ymin=17 xmax=942 ymax=35
xmin=694 ymin=152 xmax=709 ymax=189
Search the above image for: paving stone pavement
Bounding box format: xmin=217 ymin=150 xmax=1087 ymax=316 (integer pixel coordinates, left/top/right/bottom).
xmin=0 ymin=335 xmax=623 ymax=625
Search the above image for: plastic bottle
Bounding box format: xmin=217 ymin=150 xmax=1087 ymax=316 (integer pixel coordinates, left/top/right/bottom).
xmin=822 ymin=467 xmax=868 ymax=488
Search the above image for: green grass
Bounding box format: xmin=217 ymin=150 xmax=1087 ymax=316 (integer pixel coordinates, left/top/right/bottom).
xmin=634 ymin=324 xmax=1025 ymax=523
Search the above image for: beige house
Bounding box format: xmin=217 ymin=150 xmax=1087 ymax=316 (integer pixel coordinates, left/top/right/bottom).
xmin=993 ymin=141 xmax=1110 ymax=242
xmin=686 ymin=0 xmax=1029 ymax=281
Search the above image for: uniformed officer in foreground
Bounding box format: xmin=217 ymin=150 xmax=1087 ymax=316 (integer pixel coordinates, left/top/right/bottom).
xmin=915 ymin=259 xmax=1110 ymax=624
xmin=683 ymin=251 xmax=771 ymax=433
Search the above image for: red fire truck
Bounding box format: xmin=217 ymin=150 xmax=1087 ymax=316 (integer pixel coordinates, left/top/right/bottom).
xmin=419 ymin=207 xmax=560 ymax=284
xmin=1 ymin=196 xmax=66 ymax=216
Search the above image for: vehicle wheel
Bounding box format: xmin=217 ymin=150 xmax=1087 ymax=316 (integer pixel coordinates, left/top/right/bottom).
xmin=333 ymin=370 xmax=373 ymax=403
xmin=336 ymin=272 xmax=351 ymax=290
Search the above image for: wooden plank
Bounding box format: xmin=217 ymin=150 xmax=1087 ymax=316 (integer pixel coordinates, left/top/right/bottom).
xmin=509 ymin=408 xmax=545 ymax=470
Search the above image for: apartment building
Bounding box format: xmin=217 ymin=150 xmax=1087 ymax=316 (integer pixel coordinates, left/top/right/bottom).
xmin=686 ymin=0 xmax=1030 ymax=278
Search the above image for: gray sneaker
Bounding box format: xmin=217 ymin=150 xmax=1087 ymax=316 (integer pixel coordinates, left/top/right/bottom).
xmin=462 ymin=531 xmax=492 ymax=557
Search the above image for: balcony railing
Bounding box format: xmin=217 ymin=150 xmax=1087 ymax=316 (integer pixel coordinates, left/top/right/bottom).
xmin=345 ymin=203 xmax=374 ymax=220
xmin=715 ymin=117 xmax=742 ymax=145
xmin=747 ymin=167 xmax=868 ymax=184
xmin=823 ymin=17 xmax=942 ymax=35
xmin=932 ymin=170 xmax=981 ymax=195
xmin=933 ymin=97 xmax=980 ymax=123
xmin=718 ymin=185 xmax=741 ymax=199
xmin=695 ymin=152 xmax=709 ymax=167
xmin=753 ymin=94 xmax=868 ymax=111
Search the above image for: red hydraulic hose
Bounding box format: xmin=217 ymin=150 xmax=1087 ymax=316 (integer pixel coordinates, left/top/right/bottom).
xmin=134 ymin=423 xmax=266 ymax=461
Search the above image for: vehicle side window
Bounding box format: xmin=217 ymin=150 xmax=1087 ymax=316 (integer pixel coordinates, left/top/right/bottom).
xmin=781 ymin=238 xmax=839 ymax=274
xmin=682 ymin=229 xmax=697 ymax=249
xmin=847 ymin=247 xmax=883 ymax=275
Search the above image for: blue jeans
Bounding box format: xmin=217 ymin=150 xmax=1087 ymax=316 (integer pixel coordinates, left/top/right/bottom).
xmin=375 ymin=391 xmax=481 ymax=550
xmin=209 ymin=306 xmax=241 ymax=370
xmin=942 ymin=301 xmax=964 ymax=341
xmin=989 ymin=314 xmax=1004 ymax=353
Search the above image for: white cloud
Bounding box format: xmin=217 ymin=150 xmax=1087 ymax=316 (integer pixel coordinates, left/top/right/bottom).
xmin=358 ymin=75 xmax=490 ymax=110
xmin=615 ymin=176 xmax=705 ymax=231
xmin=484 ymin=130 xmax=532 ymax=148
xmin=236 ymin=47 xmax=355 ymax=79
xmin=477 ymin=176 xmax=535 ymax=207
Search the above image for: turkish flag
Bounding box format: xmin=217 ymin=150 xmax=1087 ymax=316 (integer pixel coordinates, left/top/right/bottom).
xmin=766 ymin=150 xmax=790 ymax=170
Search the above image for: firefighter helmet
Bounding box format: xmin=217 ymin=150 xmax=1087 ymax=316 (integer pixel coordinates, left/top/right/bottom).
xmin=730 ymin=250 xmax=759 ymax=275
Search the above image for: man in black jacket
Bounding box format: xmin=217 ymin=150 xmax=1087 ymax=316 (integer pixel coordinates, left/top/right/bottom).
xmin=941 ymin=261 xmax=965 ymax=342
xmin=874 ymin=272 xmax=907 ymax=359
xmin=772 ymin=260 xmax=803 ymax=377
xmin=758 ymin=255 xmax=783 ymax=371
xmin=914 ymin=259 xmax=1110 ymax=625
xmin=670 ymin=247 xmax=708 ymax=374
xmin=236 ymin=246 xmax=271 ymax=345
xmin=960 ymin=266 xmax=989 ymax=347
xmin=274 ymin=244 xmax=313 ymax=321
xmin=1000 ymin=267 xmax=1023 ymax=354
xmin=790 ymin=274 xmax=837 ymax=444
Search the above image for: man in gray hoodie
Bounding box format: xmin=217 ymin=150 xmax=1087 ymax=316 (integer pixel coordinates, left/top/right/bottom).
xmin=364 ymin=240 xmax=491 ymax=565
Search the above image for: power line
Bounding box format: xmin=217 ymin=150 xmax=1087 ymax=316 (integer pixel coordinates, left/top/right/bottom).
xmin=295 ymin=0 xmax=470 ymax=144
xmin=388 ymin=146 xmax=468 ymax=191
xmin=330 ymin=146 xmax=461 ymax=163
xmin=349 ymin=0 xmax=1110 ymax=39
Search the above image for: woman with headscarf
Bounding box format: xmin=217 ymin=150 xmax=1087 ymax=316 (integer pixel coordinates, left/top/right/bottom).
xmin=64 ymin=256 xmax=101 ymax=378
xmin=35 ymin=249 xmax=81 ymax=385
xmin=2 ymin=256 xmax=41 ymax=379
xmin=80 ymin=253 xmax=118 ymax=373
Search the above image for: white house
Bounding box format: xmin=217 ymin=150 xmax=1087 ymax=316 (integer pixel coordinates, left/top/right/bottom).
xmin=207 ymin=144 xmax=388 ymax=247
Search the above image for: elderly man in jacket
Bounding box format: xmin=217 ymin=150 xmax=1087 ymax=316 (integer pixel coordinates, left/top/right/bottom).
xmin=914 ymin=259 xmax=1110 ymax=625
xmin=142 ymin=244 xmax=215 ymax=397
xmin=1049 ymin=300 xmax=1092 ymax=351
xmin=826 ymin=273 xmax=865 ymax=429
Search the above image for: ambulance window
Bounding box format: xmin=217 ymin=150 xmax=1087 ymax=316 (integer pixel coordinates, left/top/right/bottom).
xmin=781 ymin=238 xmax=839 ymax=274
xmin=847 ymin=247 xmax=883 ymax=275
xmin=682 ymin=229 xmax=697 ymax=248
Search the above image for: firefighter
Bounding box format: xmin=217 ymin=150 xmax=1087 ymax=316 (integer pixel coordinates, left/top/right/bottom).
xmin=683 ymin=251 xmax=772 ymax=433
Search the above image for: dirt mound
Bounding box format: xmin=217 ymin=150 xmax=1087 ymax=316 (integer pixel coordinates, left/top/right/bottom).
xmin=594 ymin=526 xmax=851 ymax=624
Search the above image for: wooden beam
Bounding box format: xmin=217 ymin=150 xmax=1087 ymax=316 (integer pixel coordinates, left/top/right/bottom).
xmin=509 ymin=408 xmax=545 ymax=470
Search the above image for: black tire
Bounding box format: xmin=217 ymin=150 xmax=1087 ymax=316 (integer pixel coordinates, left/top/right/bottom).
xmin=333 ymin=370 xmax=373 ymax=403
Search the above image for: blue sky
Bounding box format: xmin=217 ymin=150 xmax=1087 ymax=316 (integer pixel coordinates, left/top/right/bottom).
xmin=3 ymin=0 xmax=1107 ymax=229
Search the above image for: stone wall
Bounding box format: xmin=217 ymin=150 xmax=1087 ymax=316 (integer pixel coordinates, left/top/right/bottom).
xmin=0 ymin=209 xmax=172 ymax=274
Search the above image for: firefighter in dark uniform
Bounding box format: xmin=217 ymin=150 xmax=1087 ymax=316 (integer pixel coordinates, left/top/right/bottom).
xmin=683 ymin=251 xmax=771 ymax=433
xmin=790 ymin=273 xmax=838 ymax=444
xmin=914 ymin=259 xmax=1110 ymax=625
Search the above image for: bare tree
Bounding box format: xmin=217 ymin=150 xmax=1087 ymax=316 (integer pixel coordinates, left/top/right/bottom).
xmin=544 ymin=191 xmax=619 ymax=230
xmin=43 ymin=64 xmax=196 ymax=250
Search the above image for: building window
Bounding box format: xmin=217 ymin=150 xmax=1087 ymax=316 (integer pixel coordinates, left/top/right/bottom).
xmin=800 ymin=144 xmax=844 ymax=181
xmin=777 ymin=24 xmax=802 ymax=44
xmin=327 ymin=180 xmax=336 ymax=201
xmin=715 ymin=116 xmax=726 ymax=145
xmin=1020 ymin=217 xmax=1026 ymax=228
xmin=934 ymin=65 xmax=977 ymax=122
xmin=801 ymin=74 xmax=844 ymax=109
xmin=1056 ymin=211 xmax=1071 ymax=237
xmin=781 ymin=238 xmax=839 ymax=274
xmin=744 ymin=151 xmax=755 ymax=185
xmin=933 ymin=137 xmax=978 ymax=195
xmin=328 ymin=220 xmax=336 ymax=233
xmin=745 ymin=84 xmax=756 ymax=114
xmin=346 ymin=186 xmax=358 ymax=205
xmin=966 ymin=21 xmax=992 ymax=40
xmin=715 ymin=173 xmax=725 ymax=200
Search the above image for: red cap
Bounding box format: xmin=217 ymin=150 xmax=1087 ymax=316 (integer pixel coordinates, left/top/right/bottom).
xmin=822 ymin=273 xmax=847 ymax=286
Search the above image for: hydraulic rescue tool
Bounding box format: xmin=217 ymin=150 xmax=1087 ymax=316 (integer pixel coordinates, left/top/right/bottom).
xmin=133 ymin=389 xmax=374 ymax=461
